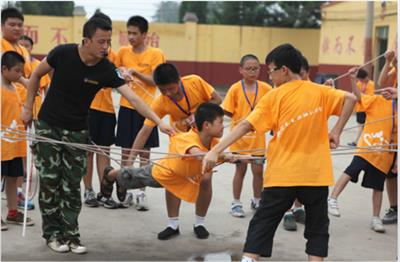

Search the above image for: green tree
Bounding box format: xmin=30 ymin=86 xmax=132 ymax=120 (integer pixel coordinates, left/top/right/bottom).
xmin=15 ymin=1 xmax=74 ymax=16
xmin=179 ymin=1 xmax=208 ymax=23
xmin=153 ymin=1 xmax=180 ymax=23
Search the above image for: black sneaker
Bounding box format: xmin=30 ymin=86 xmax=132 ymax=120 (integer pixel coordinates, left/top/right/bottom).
xmin=293 ymin=208 xmax=306 ymax=224
xmin=382 ymin=208 xmax=397 ymax=224
xmin=193 ymin=225 xmax=209 ymax=239
xmin=97 ymin=193 xmax=118 ymax=209
xmin=84 ymin=188 xmax=99 ymax=207
xmin=157 ymin=227 xmax=180 ymax=240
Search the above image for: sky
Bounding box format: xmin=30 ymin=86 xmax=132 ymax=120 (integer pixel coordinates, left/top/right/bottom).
xmin=73 ymin=0 xmax=176 ymax=22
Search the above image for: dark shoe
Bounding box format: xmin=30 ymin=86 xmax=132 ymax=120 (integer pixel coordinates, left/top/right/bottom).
xmin=101 ymin=166 xmax=115 ymax=199
xmin=84 ymin=188 xmax=99 ymax=207
xmin=157 ymin=227 xmax=179 ymax=240
xmin=347 ymin=142 xmax=357 ymax=146
xmin=193 ymin=225 xmax=209 ymax=239
xmin=97 ymin=193 xmax=118 ymax=209
xmin=382 ymin=208 xmax=397 ymax=224
xmin=293 ymin=208 xmax=306 ymax=224
xmin=283 ymin=213 xmax=297 ymax=231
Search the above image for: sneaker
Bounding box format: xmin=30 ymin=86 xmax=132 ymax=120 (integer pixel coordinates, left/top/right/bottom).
xmin=17 ymin=192 xmax=35 ymax=210
xmin=84 ymin=188 xmax=99 ymax=207
xmin=47 ymin=239 xmax=70 ymax=253
xmin=250 ymin=199 xmax=259 ymax=210
xmin=97 ymin=193 xmax=118 ymax=209
xmin=293 ymin=208 xmax=306 ymax=224
xmin=157 ymin=226 xmax=180 ymax=240
xmin=194 ymin=225 xmax=209 ymax=239
xmin=17 ymin=199 xmax=35 ymax=210
xmin=230 ymin=202 xmax=245 ymax=218
xmin=382 ymin=208 xmax=397 ymax=224
xmin=68 ymin=239 xmax=87 ymax=254
xmin=347 ymin=142 xmax=357 ymax=146
xmin=135 ymin=192 xmax=149 ymax=211
xmin=371 ymin=217 xmax=385 ymax=233
xmin=328 ymin=197 xmax=341 ymax=217
xmin=6 ymin=211 xmax=34 ymax=226
xmin=1 ymin=219 xmax=8 ymax=231
xmin=118 ymin=192 xmax=133 ymax=208
xmin=283 ymin=213 xmax=297 ymax=231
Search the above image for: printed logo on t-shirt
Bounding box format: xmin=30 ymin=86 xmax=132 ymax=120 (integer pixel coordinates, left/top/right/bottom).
xmin=363 ymin=131 xmax=389 ymax=147
xmin=84 ymin=78 xmax=99 ymax=85
xmin=115 ymin=68 xmax=124 ymax=80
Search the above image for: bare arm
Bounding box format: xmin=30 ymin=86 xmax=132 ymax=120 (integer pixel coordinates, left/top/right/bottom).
xmin=21 ymin=59 xmax=53 ymax=127
xmin=202 ymin=120 xmax=253 ymax=173
xmin=209 ymin=91 xmax=222 ymax=105
xmin=128 ymin=68 xmax=155 ymax=86
xmin=329 ymin=92 xmax=357 ymax=149
xmin=126 ymin=125 xmax=154 ymax=166
xmin=348 ymin=67 xmax=362 ymax=102
xmin=378 ymin=50 xmax=396 ymax=89
xmin=117 ymin=84 xmax=174 ymax=136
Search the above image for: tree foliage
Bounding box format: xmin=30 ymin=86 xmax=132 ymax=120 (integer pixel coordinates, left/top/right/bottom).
xmin=153 ymin=1 xmax=180 ymax=23
xmin=4 ymin=1 xmax=75 ymax=16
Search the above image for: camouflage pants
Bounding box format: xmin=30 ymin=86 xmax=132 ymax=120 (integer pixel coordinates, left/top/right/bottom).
xmin=33 ymin=120 xmax=88 ymax=241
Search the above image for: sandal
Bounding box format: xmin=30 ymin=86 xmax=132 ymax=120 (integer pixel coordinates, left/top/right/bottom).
xmin=101 ymin=166 xmax=115 ymax=198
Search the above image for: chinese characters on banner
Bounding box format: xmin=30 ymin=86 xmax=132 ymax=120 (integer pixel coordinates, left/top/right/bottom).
xmin=24 ymin=25 xmax=69 ymax=45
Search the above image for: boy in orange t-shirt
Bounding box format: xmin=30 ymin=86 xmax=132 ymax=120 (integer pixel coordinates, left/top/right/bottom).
xmin=328 ymin=68 xmax=397 ymax=233
xmin=202 ymin=44 xmax=356 ymax=260
xmin=222 ymin=54 xmax=272 ymax=218
xmin=101 ymin=103 xmax=233 ymax=240
xmin=1 ymin=51 xmax=35 ymax=230
xmin=114 ymin=16 xmax=166 ymax=211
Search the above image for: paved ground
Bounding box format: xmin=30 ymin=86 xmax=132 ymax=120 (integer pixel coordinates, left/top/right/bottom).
xmin=1 ymin=107 xmax=397 ymax=261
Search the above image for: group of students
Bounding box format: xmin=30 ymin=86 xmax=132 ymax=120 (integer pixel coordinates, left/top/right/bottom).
xmin=1 ymin=6 xmax=398 ymax=261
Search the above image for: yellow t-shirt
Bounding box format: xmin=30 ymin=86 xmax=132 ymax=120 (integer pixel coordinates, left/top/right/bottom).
xmin=1 ymin=38 xmax=32 ymax=77
xmin=355 ymin=80 xmax=375 ymax=112
xmin=222 ymin=80 xmax=272 ymax=155
xmin=115 ymin=46 xmax=165 ymax=109
xmin=246 ymin=80 xmax=345 ymax=187
xmin=152 ymin=129 xmax=219 ymax=203
xmin=1 ymin=86 xmax=27 ymax=161
xmin=143 ymin=75 xmax=215 ymax=132
xmin=355 ymin=95 xmax=397 ymax=174
xmin=89 ymin=49 xmax=118 ymax=113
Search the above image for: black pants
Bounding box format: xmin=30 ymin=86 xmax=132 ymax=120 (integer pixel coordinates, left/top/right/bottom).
xmin=243 ymin=186 xmax=329 ymax=257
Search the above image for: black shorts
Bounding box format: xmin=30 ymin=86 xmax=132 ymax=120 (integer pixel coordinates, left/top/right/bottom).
xmin=115 ymin=106 xmax=159 ymax=149
xmin=243 ymin=186 xmax=329 ymax=258
xmin=88 ymin=109 xmax=116 ymax=146
xmin=387 ymin=153 xmax=398 ymax=179
xmin=356 ymin=112 xmax=366 ymax=124
xmin=1 ymin=157 xmax=24 ymax=177
xmin=344 ymin=156 xmax=386 ymax=191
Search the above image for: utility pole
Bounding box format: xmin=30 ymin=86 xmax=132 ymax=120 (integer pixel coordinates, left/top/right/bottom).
xmin=364 ymin=1 xmax=374 ymax=76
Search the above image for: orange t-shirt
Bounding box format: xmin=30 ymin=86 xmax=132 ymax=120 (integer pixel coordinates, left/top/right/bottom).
xmin=355 ymin=80 xmax=375 ymax=112
xmin=152 ymin=129 xmax=219 ymax=203
xmin=222 ymin=80 xmax=272 ymax=155
xmin=1 ymin=86 xmax=27 ymax=161
xmin=1 ymin=38 xmax=32 ymax=77
xmin=144 ymin=75 xmax=215 ymax=132
xmin=30 ymin=58 xmax=51 ymax=119
xmin=246 ymin=80 xmax=346 ymax=187
xmin=115 ymin=46 xmax=165 ymax=109
xmin=355 ymin=95 xmax=397 ymax=174
xmin=89 ymin=49 xmax=118 ymax=113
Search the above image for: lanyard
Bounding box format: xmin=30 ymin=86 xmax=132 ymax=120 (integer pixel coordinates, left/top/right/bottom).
xmin=170 ymin=81 xmax=191 ymax=116
xmin=241 ymin=80 xmax=258 ymax=111
xmin=390 ymin=99 xmax=397 ymax=144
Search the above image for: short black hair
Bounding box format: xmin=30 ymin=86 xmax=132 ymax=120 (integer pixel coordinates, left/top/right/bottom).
xmin=195 ymin=103 xmax=224 ymax=132
xmin=265 ymin=44 xmax=302 ymax=74
xmin=90 ymin=11 xmax=112 ymax=26
xmin=1 ymin=7 xmax=24 ymax=25
xmin=356 ymin=68 xmax=368 ymax=79
xmin=153 ymin=63 xmax=180 ymax=85
xmin=127 ymin=15 xmax=148 ymax=33
xmin=300 ymin=55 xmax=309 ymax=72
xmin=240 ymin=54 xmax=259 ymax=66
xmin=1 ymin=51 xmax=25 ymax=69
xmin=20 ymin=35 xmax=33 ymax=46
xmin=83 ymin=18 xmax=112 ymax=38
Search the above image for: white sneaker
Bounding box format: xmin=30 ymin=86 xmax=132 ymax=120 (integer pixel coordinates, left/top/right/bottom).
xmin=135 ymin=192 xmax=149 ymax=211
xmin=328 ymin=197 xmax=341 ymax=217
xmin=47 ymin=239 xmax=70 ymax=253
xmin=230 ymin=202 xmax=245 ymax=218
xmin=371 ymin=217 xmax=385 ymax=233
xmin=119 ymin=192 xmax=133 ymax=208
xmin=68 ymin=239 xmax=87 ymax=254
